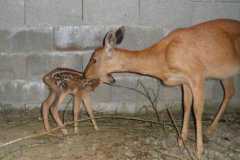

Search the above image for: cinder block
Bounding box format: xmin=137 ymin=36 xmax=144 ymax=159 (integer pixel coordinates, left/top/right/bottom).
xmin=25 ymin=51 xmax=89 ymax=80
xmin=0 ymin=53 xmax=27 ymax=80
xmin=204 ymin=80 xmax=220 ymax=101
xmin=0 ymin=0 xmax=24 ymax=29
xmin=8 ymin=28 xmax=53 ymax=53
xmin=0 ymin=30 xmax=10 ymax=52
xmin=54 ymin=26 xmax=110 ymax=50
xmin=84 ymin=0 xmax=139 ymax=25
xmin=26 ymin=54 xmax=51 ymax=80
xmin=161 ymin=86 xmax=182 ymax=103
xmin=139 ymin=0 xmax=192 ymax=30
xmin=91 ymin=84 xmax=113 ymax=103
xmin=232 ymin=76 xmax=240 ymax=104
xmin=191 ymin=0 xmax=213 ymax=2
xmin=93 ymin=102 xmax=137 ymax=113
xmin=25 ymin=0 xmax=83 ymax=26
xmin=119 ymin=26 xmax=164 ymax=50
xmin=111 ymin=74 xmax=138 ymax=102
xmin=0 ymin=80 xmax=26 ymax=103
xmin=235 ymin=76 xmax=240 ymax=97
xmin=54 ymin=25 xmax=164 ymax=52
xmin=192 ymin=2 xmax=240 ymax=24
xmin=132 ymin=76 xmax=176 ymax=112
xmin=47 ymin=52 xmax=85 ymax=71
xmin=215 ymin=0 xmax=240 ymax=3
xmin=209 ymin=80 xmax=223 ymax=103
xmin=23 ymin=80 xmax=46 ymax=104
xmin=132 ymin=76 xmax=182 ymax=108
xmin=133 ymin=76 xmax=162 ymax=103
xmin=0 ymin=80 xmax=46 ymax=105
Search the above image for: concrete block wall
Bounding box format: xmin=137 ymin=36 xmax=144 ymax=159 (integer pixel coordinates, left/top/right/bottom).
xmin=0 ymin=0 xmax=240 ymax=112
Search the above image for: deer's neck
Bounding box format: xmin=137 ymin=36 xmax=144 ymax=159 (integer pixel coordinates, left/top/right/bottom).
xmin=112 ymin=44 xmax=168 ymax=79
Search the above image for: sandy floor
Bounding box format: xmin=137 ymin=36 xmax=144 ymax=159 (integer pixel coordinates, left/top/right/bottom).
xmin=0 ymin=108 xmax=240 ymax=160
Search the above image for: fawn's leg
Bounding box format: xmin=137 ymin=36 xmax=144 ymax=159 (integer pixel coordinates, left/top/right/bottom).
xmin=178 ymin=84 xmax=193 ymax=145
xmin=41 ymin=92 xmax=56 ymax=132
xmin=82 ymin=93 xmax=99 ymax=130
xmin=73 ymin=95 xmax=82 ymax=133
xmin=207 ymin=78 xmax=235 ymax=136
xmin=190 ymin=78 xmax=205 ymax=159
xmin=50 ymin=93 xmax=68 ymax=135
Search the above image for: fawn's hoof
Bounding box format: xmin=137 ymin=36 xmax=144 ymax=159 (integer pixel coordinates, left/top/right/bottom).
xmin=74 ymin=128 xmax=79 ymax=134
xmin=61 ymin=128 xmax=68 ymax=135
xmin=177 ymin=136 xmax=185 ymax=147
xmin=94 ymin=126 xmax=99 ymax=131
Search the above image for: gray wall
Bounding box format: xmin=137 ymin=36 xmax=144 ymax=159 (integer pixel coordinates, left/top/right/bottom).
xmin=0 ymin=0 xmax=240 ymax=112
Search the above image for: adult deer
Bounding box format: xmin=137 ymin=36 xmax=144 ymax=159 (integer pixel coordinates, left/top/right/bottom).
xmin=84 ymin=19 xmax=240 ymax=159
xmin=42 ymin=68 xmax=100 ymax=134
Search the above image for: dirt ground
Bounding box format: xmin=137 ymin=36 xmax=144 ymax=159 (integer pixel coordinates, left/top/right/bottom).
xmin=0 ymin=107 xmax=240 ymax=160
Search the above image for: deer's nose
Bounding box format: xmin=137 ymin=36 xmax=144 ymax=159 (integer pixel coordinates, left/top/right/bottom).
xmin=111 ymin=77 xmax=116 ymax=84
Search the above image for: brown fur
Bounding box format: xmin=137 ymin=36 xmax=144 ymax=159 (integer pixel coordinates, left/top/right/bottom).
xmin=42 ymin=68 xmax=99 ymax=134
xmin=84 ymin=19 xmax=240 ymax=159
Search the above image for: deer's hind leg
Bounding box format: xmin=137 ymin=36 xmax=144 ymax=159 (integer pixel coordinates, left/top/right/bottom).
xmin=50 ymin=92 xmax=68 ymax=135
xmin=41 ymin=91 xmax=56 ymax=132
xmin=207 ymin=78 xmax=235 ymax=136
xmin=82 ymin=93 xmax=99 ymax=131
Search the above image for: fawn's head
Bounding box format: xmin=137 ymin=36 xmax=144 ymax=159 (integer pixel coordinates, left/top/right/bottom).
xmin=84 ymin=26 xmax=125 ymax=84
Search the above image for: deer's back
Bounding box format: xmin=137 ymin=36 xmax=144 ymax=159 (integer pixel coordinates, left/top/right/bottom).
xmin=164 ymin=19 xmax=240 ymax=79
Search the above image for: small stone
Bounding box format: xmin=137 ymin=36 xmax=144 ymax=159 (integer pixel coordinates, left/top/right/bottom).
xmin=125 ymin=150 xmax=135 ymax=158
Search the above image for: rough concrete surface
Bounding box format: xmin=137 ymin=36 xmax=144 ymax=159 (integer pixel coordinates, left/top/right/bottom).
xmin=0 ymin=0 xmax=240 ymax=112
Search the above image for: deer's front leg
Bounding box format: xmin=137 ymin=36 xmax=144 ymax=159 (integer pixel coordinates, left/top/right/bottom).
xmin=41 ymin=92 xmax=56 ymax=132
xmin=50 ymin=93 xmax=68 ymax=135
xmin=178 ymin=84 xmax=192 ymax=146
xmin=82 ymin=93 xmax=99 ymax=131
xmin=191 ymin=79 xmax=205 ymax=159
xmin=73 ymin=96 xmax=82 ymax=134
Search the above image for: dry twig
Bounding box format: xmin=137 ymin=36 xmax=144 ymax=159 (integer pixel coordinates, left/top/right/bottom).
xmin=0 ymin=115 xmax=171 ymax=149
xmin=160 ymin=151 xmax=187 ymax=160
xmin=107 ymin=79 xmax=162 ymax=122
xmin=167 ymin=108 xmax=196 ymax=160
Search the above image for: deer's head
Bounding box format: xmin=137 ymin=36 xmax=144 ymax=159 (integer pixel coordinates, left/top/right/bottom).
xmin=84 ymin=26 xmax=125 ymax=84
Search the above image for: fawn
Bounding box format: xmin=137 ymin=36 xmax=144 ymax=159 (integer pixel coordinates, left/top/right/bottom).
xmin=41 ymin=68 xmax=99 ymax=134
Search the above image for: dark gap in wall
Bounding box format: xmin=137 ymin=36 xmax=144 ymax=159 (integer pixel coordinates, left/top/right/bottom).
xmin=24 ymin=0 xmax=26 ymax=25
xmin=51 ymin=26 xmax=55 ymax=51
xmin=138 ymin=0 xmax=141 ymax=19
xmin=82 ymin=0 xmax=84 ymax=23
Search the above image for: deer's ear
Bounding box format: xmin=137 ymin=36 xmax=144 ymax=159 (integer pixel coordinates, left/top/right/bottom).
xmin=103 ymin=26 xmax=125 ymax=48
xmin=116 ymin=26 xmax=125 ymax=45
xmin=103 ymin=26 xmax=125 ymax=57
xmin=104 ymin=31 xmax=115 ymax=56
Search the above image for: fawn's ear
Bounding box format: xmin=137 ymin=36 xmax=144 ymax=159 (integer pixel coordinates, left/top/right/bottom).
xmin=104 ymin=26 xmax=125 ymax=57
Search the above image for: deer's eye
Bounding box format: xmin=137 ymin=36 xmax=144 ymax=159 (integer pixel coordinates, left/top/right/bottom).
xmin=92 ymin=58 xmax=97 ymax=64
